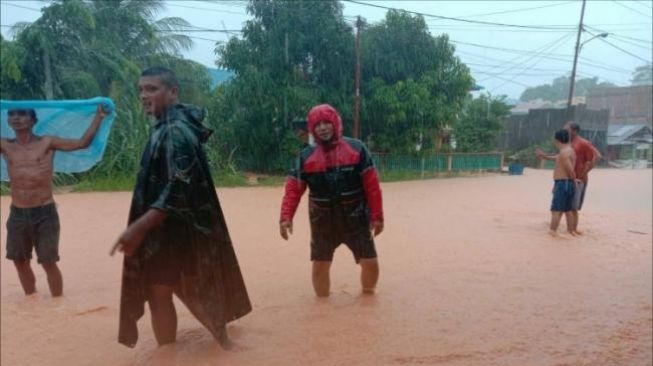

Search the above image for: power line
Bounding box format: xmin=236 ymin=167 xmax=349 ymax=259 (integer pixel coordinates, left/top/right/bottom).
xmin=159 ymin=28 xmax=242 ymax=33
xmin=453 ymin=1 xmax=576 ymax=18
xmin=426 ymin=22 xmax=652 ymax=33
xmin=610 ymin=0 xmax=652 ymax=18
xmin=471 ymin=70 xmax=566 ymax=78
xmin=587 ymin=29 xmax=652 ymax=63
xmin=451 ymin=39 xmax=572 ymax=57
xmin=187 ymin=35 xmax=222 ymax=42
xmin=585 ymin=25 xmax=653 ymax=44
xmin=342 ymin=0 xmax=575 ymax=30
xmin=452 ymin=39 xmax=634 ymax=74
xmin=603 ymin=34 xmax=653 ymax=51
xmin=464 ymin=60 xmax=575 ymax=74
xmin=1 ymin=2 xmax=41 ymax=12
xmin=598 ymin=37 xmax=652 ymax=63
xmin=474 ymin=72 xmax=534 ymax=88
xmin=427 ymin=25 xmax=574 ymax=34
xmin=200 ymin=0 xmax=248 ymax=9
xmin=477 ymin=32 xmax=574 ymax=79
xmin=634 ymin=0 xmax=653 ymax=10
xmin=167 ymin=2 xmax=246 ymax=15
xmin=485 ymin=33 xmax=574 ymax=89
xmin=461 ymin=48 xmax=632 ymax=75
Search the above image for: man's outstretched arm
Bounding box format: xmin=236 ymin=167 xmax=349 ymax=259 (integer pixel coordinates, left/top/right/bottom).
xmin=279 ymin=176 xmax=307 ymax=240
xmin=535 ymin=148 xmax=557 ymax=161
xmin=50 ymin=104 xmax=108 ymax=151
xmin=110 ymin=209 xmax=167 ymax=257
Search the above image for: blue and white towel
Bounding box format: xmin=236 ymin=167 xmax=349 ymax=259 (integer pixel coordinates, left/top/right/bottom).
xmin=1 ymin=97 xmax=116 ymax=181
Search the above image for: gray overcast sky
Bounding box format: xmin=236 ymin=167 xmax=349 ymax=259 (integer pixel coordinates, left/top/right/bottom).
xmin=2 ymin=0 xmax=652 ymax=99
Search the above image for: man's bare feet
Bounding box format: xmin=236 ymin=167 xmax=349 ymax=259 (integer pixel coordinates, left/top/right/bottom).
xmin=362 ymin=287 xmax=375 ymax=295
xmin=217 ymin=326 xmax=245 ymax=352
xmin=218 ymin=334 xmax=234 ymax=350
xmin=548 ymin=230 xmax=558 ymax=237
xmin=573 ymin=230 xmax=583 ymax=236
xmin=567 ymin=230 xmax=578 ymax=237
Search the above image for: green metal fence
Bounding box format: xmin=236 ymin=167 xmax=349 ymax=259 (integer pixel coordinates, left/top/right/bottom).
xmin=372 ymin=152 xmax=504 ymax=174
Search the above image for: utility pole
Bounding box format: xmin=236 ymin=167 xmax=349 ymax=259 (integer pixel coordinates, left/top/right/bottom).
xmin=566 ymin=0 xmax=587 ymax=119
xmin=353 ymin=16 xmax=362 ymax=139
xmin=284 ymin=32 xmax=289 ymax=128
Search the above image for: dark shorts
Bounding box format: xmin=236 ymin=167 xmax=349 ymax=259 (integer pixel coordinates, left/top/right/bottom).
xmin=572 ymin=181 xmax=587 ymax=211
xmin=141 ymin=235 xmax=197 ymax=287
xmin=142 ymin=250 xmax=183 ymax=286
xmin=309 ymin=199 xmax=377 ymax=263
xmin=6 ymin=203 xmax=60 ymax=264
xmin=550 ymin=179 xmax=576 ymax=212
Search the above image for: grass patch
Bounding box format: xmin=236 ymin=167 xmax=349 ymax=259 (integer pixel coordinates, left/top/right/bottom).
xmin=1 ymin=169 xmax=503 ymax=196
xmin=378 ymin=170 xmax=501 ymax=182
xmin=255 ymin=175 xmax=287 ymax=186
xmin=212 ymin=172 xmax=249 ymax=187
xmin=73 ymin=174 xmax=136 ymax=192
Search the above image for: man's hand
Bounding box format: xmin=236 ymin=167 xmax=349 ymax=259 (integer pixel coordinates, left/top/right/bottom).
xmin=96 ymin=104 xmax=109 ymax=119
xmin=370 ymin=220 xmax=384 ymax=237
xmin=280 ymin=220 xmax=293 ymax=240
xmin=110 ymin=209 xmax=165 ymax=256
xmin=536 ymin=148 xmax=557 ymax=161
xmin=110 ymin=224 xmax=146 ymax=257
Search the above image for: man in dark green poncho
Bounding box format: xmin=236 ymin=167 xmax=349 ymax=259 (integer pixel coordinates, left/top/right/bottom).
xmin=111 ymin=67 xmax=251 ymax=348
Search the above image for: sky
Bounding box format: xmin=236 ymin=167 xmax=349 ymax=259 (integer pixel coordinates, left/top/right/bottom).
xmin=1 ymin=0 xmax=652 ymax=100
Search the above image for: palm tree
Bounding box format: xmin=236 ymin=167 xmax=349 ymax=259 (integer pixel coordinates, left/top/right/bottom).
xmin=85 ymin=0 xmax=192 ymax=60
xmin=9 ymin=0 xmax=194 ymax=99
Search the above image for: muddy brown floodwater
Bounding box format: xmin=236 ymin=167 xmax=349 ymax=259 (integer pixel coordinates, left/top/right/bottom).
xmin=1 ymin=168 xmax=651 ymax=366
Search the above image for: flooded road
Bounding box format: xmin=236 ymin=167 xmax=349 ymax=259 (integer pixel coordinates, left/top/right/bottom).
xmin=2 ymin=168 xmax=651 ymax=366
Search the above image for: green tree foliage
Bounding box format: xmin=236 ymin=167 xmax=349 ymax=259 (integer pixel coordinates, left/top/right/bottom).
xmin=215 ymin=0 xmax=355 ymax=171
xmin=2 ymin=0 xmax=500 ymax=182
xmin=520 ymin=75 xmax=615 ymax=102
xmin=631 ymin=63 xmax=653 ymax=86
xmin=360 ymin=10 xmax=473 ymax=153
xmin=1 ymin=0 xmax=211 ymax=179
xmin=1 ymin=35 xmax=30 ymax=99
xmin=455 ymin=94 xmax=511 ymax=153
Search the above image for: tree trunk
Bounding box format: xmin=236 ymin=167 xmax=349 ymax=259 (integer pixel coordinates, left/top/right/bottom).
xmin=43 ymin=47 xmax=54 ymax=100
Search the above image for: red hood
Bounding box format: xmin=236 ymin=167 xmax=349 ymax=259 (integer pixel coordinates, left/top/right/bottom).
xmin=307 ymin=104 xmax=342 ymax=144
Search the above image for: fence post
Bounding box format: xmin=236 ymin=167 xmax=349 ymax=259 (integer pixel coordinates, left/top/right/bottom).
xmin=420 ymin=157 xmax=425 ymax=179
xmin=447 ymin=154 xmax=453 ymax=172
xmin=500 ymin=152 xmax=505 ymax=170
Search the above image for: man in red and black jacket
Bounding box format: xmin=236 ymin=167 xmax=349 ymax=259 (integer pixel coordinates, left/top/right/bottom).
xmin=279 ymin=104 xmax=383 ymax=297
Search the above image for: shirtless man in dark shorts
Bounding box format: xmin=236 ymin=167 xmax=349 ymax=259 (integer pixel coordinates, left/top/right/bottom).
xmin=0 ymin=105 xmax=107 ymax=296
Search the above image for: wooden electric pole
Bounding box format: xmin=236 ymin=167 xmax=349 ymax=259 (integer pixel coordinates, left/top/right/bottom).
xmin=566 ymin=0 xmax=587 ymax=119
xmin=353 ymin=16 xmax=362 ymax=139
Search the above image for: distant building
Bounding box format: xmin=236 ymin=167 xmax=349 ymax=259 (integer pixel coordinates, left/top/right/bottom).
xmin=499 ymin=104 xmax=609 ymax=153
xmin=606 ymin=123 xmax=652 ymax=163
xmin=510 ymin=96 xmax=585 ymax=115
xmin=587 ymin=85 xmax=653 ymax=126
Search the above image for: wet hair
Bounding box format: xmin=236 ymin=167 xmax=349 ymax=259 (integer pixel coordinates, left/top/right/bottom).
xmin=566 ymin=121 xmax=580 ymax=133
xmin=140 ymin=66 xmax=179 ymax=88
xmin=7 ymin=108 xmax=37 ymax=123
xmin=554 ymin=129 xmax=570 ymax=144
xmin=292 ymin=119 xmax=308 ymax=132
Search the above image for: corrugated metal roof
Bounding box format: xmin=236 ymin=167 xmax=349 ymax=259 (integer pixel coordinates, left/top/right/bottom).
xmin=607 ymin=124 xmax=653 ymax=145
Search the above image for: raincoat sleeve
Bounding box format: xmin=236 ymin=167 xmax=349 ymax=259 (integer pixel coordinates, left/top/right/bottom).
xmin=359 ymin=144 xmax=383 ymax=222
xmin=149 ymin=124 xmax=201 ymax=220
xmin=280 ymin=156 xmax=307 ymax=222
